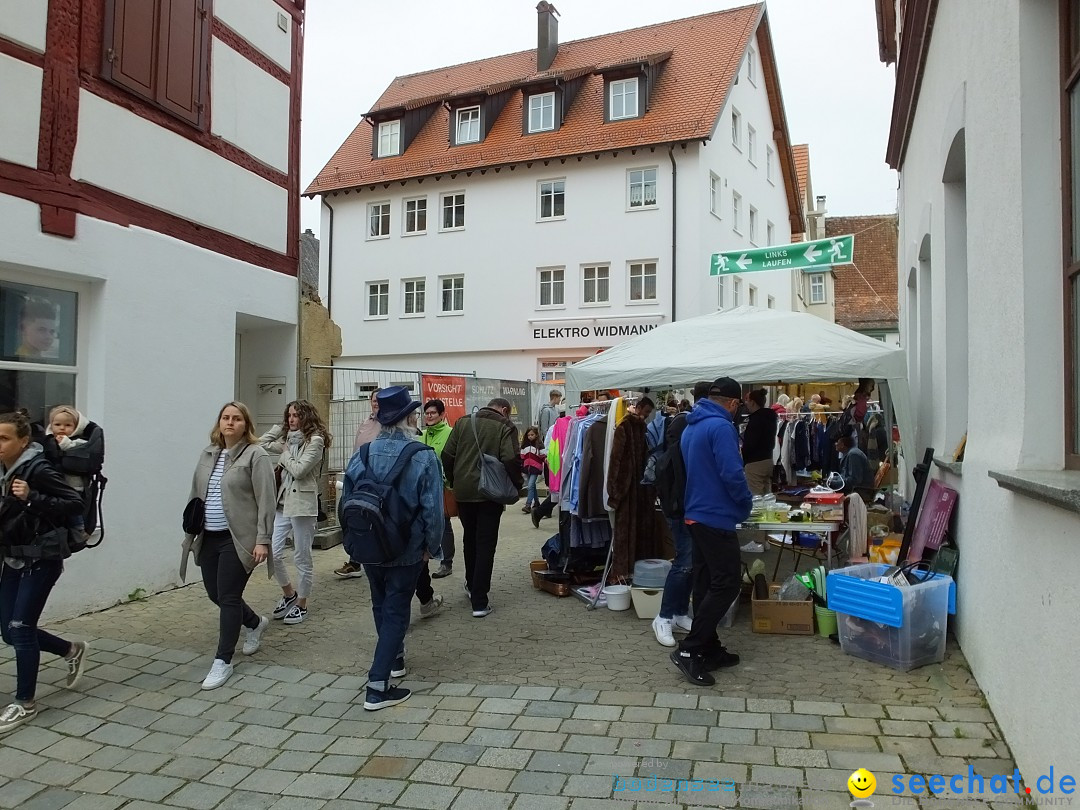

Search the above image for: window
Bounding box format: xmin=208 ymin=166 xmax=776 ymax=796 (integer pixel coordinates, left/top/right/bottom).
xmin=102 ymin=0 xmax=209 ymax=126
xmin=749 ymin=207 xmax=759 ymax=243
xmin=767 ymin=220 xmax=776 ymax=245
xmin=440 ymin=276 xmax=464 ymax=313
xmin=732 ymin=192 xmax=742 ymax=233
xmin=747 ymin=45 xmax=758 ymax=85
xmin=441 ymin=193 xmax=465 ymax=230
xmin=1063 ymin=0 xmax=1080 ymax=461
xmin=810 ymin=273 xmax=826 ymax=304
xmin=538 ymin=268 xmax=565 ymax=308
xmin=404 ymin=198 xmax=427 ymax=235
xmin=718 ymin=276 xmax=726 ymax=309
xmin=628 ymin=168 xmax=657 ymax=209
xmin=539 ymin=180 xmax=565 ymax=220
xmin=733 ymin=277 xmax=742 ymax=307
xmin=749 ymin=285 xmax=758 ymax=307
xmin=368 ymin=202 xmax=390 ymax=239
xmin=367 ymin=281 xmax=389 ymax=318
xmin=732 ymin=109 xmax=742 ymax=149
xmin=582 ymin=265 xmax=610 ymax=305
xmin=529 ymin=92 xmax=555 ymax=132
xmin=402 ymin=279 xmax=425 ymax=316
xmin=767 ymin=145 xmax=776 ymax=183
xmin=609 ymin=78 xmax=639 ymax=120
xmin=629 ymin=261 xmax=657 ymax=302
xmin=767 ymin=295 xmax=776 ymax=309
xmin=456 ymin=106 xmax=480 ymax=144
xmin=377 ymin=121 xmax=400 ymax=157
xmin=709 ymin=173 xmax=720 ymax=217
xmin=748 ymin=126 xmax=757 ymax=164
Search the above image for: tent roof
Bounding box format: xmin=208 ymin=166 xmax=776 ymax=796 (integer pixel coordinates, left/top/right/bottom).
xmin=565 ymin=306 xmax=907 ymax=390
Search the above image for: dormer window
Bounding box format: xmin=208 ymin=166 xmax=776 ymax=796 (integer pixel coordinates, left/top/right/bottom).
xmin=456 ymin=106 xmax=481 ymax=144
xmin=609 ymin=78 xmax=639 ymax=121
xmin=528 ymin=93 xmax=555 ymax=133
xmin=377 ymin=120 xmax=400 ymax=157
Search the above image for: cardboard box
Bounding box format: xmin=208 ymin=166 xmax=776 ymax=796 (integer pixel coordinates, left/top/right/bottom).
xmin=751 ymin=585 xmax=814 ymax=635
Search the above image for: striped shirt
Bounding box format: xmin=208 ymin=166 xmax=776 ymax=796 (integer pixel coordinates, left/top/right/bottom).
xmin=204 ymin=451 xmax=229 ymax=531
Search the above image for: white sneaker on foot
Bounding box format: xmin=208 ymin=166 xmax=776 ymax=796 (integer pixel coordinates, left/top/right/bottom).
xmin=420 ymin=593 xmax=443 ymax=618
xmin=740 ymin=541 xmax=766 ymax=553
xmin=65 ymin=641 xmax=89 ymax=689
xmin=201 ymin=659 xmax=234 ymax=690
xmin=242 ymin=616 xmax=269 ymax=655
xmin=0 ymin=702 xmax=37 ymax=733
xmin=672 ymin=614 xmax=693 ymax=633
xmin=652 ymin=616 xmax=676 ymax=647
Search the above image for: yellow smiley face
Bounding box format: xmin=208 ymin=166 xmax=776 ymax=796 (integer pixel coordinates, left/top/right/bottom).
xmin=848 ymin=768 xmax=876 ymax=798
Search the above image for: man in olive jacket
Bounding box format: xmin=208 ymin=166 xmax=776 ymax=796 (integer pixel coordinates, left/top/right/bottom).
xmin=441 ymin=398 xmax=522 ymax=618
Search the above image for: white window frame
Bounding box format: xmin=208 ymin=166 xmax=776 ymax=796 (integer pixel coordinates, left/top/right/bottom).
xmin=732 ymin=191 xmax=743 ymax=234
xmin=377 ymin=120 xmax=400 ymax=157
xmin=609 ymin=77 xmax=639 ymax=120
xmin=749 ymin=206 xmax=759 ymax=244
xmin=766 ymin=145 xmax=776 ymax=184
xmin=440 ymin=192 xmax=466 ymax=231
xmin=403 ymin=197 xmax=427 ymax=236
xmin=627 ymin=167 xmax=658 ymax=211
xmin=582 ymin=264 xmax=610 ymax=307
xmin=402 ymin=278 xmax=426 ymax=317
xmin=809 ymin=273 xmax=826 ymax=304
xmin=628 ymin=260 xmax=657 ymax=304
xmin=538 ymin=179 xmax=566 ymax=221
xmin=718 ymin=275 xmax=727 ymax=310
xmin=767 ymin=295 xmax=776 ymax=309
xmin=528 ymin=92 xmax=555 ymax=133
xmin=747 ymin=45 xmax=758 ymax=85
xmin=709 ymin=172 xmax=720 ymax=218
xmin=455 ymin=106 xmax=480 ymax=144
xmin=733 ymin=277 xmax=742 ymax=307
xmin=439 ymin=275 xmax=465 ymax=315
xmin=767 ymin=220 xmax=776 ymax=246
xmin=748 ymin=285 xmax=758 ymax=307
xmin=747 ymin=125 xmax=757 ymax=165
xmin=731 ymin=108 xmax=742 ymax=149
xmin=366 ymin=280 xmax=389 ymax=319
xmin=367 ymin=201 xmax=390 ymax=240
xmin=538 ymin=267 xmax=566 ymax=309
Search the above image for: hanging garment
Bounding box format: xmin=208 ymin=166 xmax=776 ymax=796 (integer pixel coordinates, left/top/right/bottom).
xmin=780 ymin=420 xmax=795 ymax=484
xmin=569 ymin=515 xmax=613 ymax=549
xmin=845 ymin=493 xmax=868 ymax=559
xmin=793 ymin=419 xmax=812 ymax=471
xmin=602 ymin=398 xmax=622 ymax=511
xmin=578 ymin=419 xmax=610 ymax=519
xmin=547 ymin=416 xmax=572 ymax=497
xmin=607 ymin=414 xmax=663 ymax=580
xmin=562 ymin=413 xmax=602 ymax=515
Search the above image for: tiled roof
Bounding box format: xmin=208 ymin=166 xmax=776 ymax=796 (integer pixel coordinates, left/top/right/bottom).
xmin=792 ymin=144 xmax=810 ymax=212
xmin=305 ymin=2 xmax=799 ymax=231
xmin=827 ymin=214 xmax=899 ymax=332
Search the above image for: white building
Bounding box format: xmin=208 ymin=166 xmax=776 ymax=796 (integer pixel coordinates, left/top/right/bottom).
xmin=0 ymin=0 xmax=304 ymax=616
xmin=307 ymin=4 xmax=804 ymax=384
xmin=879 ymin=0 xmax=1079 ymax=774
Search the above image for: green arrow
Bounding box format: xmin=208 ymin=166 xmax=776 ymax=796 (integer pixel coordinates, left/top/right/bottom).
xmin=709 ymin=234 xmax=855 ymax=275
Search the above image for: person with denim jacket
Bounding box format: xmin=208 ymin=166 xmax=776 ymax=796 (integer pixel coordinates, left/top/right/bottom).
xmin=340 ymin=387 xmax=444 ymax=711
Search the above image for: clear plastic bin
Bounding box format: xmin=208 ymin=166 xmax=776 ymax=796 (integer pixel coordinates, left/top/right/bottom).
xmin=633 ymin=558 xmax=671 ymax=588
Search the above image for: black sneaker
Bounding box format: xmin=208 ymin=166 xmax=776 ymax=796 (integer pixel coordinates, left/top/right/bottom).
xmin=704 ymin=646 xmax=741 ymax=670
xmin=391 ymin=657 xmax=406 ymax=678
xmin=531 ymin=509 xmax=541 ymax=529
xmin=669 ymin=650 xmax=716 ymax=686
xmin=363 ymin=686 xmax=411 ymax=711
xmin=431 ymin=564 xmax=452 ymax=579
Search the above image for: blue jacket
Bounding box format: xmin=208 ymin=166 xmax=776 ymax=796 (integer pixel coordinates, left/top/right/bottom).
xmin=341 ymin=430 xmax=445 ymax=566
xmin=681 ymin=400 xmax=753 ymax=530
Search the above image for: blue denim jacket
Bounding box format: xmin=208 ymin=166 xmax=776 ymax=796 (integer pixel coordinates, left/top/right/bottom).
xmin=341 ymin=430 xmax=445 ymax=566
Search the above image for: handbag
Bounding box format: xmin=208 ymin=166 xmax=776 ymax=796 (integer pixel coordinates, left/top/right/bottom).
xmin=443 ymin=488 xmax=459 ymax=518
xmin=471 ymin=412 xmax=519 ymax=505
xmin=182 ymin=497 xmax=205 ymax=534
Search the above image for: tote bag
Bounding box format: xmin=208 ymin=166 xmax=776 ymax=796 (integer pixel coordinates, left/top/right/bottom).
xmin=471 ymin=413 xmax=519 ymax=505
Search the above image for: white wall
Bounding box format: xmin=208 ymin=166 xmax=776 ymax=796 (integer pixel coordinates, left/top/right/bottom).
xmin=211 ymin=39 xmax=291 ymax=173
xmin=0 ymin=0 xmax=48 ymax=52
xmin=214 ymin=0 xmax=293 ymax=72
xmin=896 ymin=0 xmax=1077 ymax=775
xmin=0 ymin=54 xmax=41 ymax=168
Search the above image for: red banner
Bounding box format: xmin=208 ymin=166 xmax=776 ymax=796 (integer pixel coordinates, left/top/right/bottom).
xmin=421 ymin=375 xmax=467 ymax=424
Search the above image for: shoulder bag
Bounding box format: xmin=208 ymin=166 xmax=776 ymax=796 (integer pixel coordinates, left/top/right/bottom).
xmin=471 ymin=412 xmax=519 ymax=505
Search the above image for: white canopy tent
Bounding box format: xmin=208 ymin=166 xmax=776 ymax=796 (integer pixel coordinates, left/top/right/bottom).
xmin=566 ymin=306 xmax=914 ymax=468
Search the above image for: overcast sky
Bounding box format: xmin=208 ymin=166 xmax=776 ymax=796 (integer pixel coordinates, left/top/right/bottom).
xmin=299 ymin=0 xmax=897 ymax=236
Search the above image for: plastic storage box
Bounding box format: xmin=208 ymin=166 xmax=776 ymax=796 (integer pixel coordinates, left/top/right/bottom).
xmin=630 ymin=587 xmax=663 ymax=619
xmin=827 ymin=563 xmax=955 ymax=671
xmin=633 ymin=559 xmax=671 ymax=588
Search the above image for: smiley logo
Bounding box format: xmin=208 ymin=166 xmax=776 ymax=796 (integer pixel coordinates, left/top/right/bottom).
xmin=847 ymin=768 xmax=876 ymax=798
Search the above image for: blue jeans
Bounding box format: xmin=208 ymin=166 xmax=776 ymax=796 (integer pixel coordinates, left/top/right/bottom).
xmin=525 ymin=474 xmax=540 ymax=506
xmin=0 ymin=560 xmax=71 ymax=702
xmin=365 ymin=560 xmax=423 ymax=692
xmin=659 ymin=518 xmax=692 ymax=619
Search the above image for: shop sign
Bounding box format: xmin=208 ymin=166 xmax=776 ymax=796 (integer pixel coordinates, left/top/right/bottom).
xmin=710 ymin=234 xmax=855 ymax=276
xmin=532 ymin=323 xmax=658 ymax=340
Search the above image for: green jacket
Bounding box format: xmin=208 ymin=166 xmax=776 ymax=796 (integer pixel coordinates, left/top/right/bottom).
xmin=421 ymin=420 xmax=453 ymax=486
xmin=441 ymin=408 xmax=523 ymax=503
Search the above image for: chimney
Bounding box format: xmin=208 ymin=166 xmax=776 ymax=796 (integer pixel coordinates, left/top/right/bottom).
xmin=537 ymin=2 xmax=559 ymax=72
xmin=815 ymin=195 xmax=827 ymax=213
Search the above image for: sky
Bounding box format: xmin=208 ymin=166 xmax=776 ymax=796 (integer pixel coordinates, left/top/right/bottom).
xmin=299 ymin=0 xmax=897 ymax=237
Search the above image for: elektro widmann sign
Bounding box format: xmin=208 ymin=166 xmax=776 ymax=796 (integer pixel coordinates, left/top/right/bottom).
xmin=709 ymin=234 xmax=855 ymax=276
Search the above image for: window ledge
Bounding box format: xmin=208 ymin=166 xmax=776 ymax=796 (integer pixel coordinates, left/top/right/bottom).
xmin=933 ymin=456 xmax=963 ymax=476
xmin=988 ymin=469 xmax=1080 ymax=516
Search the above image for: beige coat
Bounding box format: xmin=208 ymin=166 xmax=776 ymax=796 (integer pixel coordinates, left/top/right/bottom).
xmin=180 ymin=440 xmax=276 ymax=581
xmin=258 ymin=425 xmax=324 ymax=517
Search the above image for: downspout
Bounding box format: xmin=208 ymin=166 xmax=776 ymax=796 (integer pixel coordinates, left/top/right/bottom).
xmin=323 ymin=195 xmax=336 ymax=319
xmin=668 ymin=146 xmax=677 ymax=323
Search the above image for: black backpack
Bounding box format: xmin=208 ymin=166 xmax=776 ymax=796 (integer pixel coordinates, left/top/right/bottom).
xmin=340 ymin=441 xmax=430 ymax=565
xmin=655 ymin=416 xmax=688 ymax=519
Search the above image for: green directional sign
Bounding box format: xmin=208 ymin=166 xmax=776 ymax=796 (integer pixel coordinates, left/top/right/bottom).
xmin=709 ymin=234 xmax=855 ymax=276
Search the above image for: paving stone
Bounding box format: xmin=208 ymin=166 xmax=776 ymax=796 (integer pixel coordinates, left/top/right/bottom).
xmin=371 ymin=740 xmax=438 ymax=760
xmin=880 ymin=737 xmax=939 ymax=759
xmin=18 ymin=788 xmax=82 ymax=810
xmin=509 ymin=771 xmax=568 ymax=794
xmin=132 ymin=731 xmax=188 ymax=754
xmin=157 ymin=757 xmax=219 ymax=781
xmin=311 ymin=755 xmax=366 ymax=776
xmin=284 ymin=732 xmax=336 ymax=752
xmin=338 ymin=777 xmax=406 ymax=804
xmin=771 ymin=713 xmax=825 ymax=732
xmin=655 ymin=724 xmax=708 ymax=742
xmin=225 ymin=745 xmax=280 ymax=768
xmin=756 ymin=729 xmax=810 ymax=749
xmin=323 ymin=738 xmax=382 ymax=757
xmin=268 ymin=751 xmax=324 ymax=772
xmin=69 ymin=769 xmax=129 ymax=794
xmin=826 ymin=751 xmax=904 ymax=771
xmin=693 ymin=761 xmax=748 ymax=783
xmin=110 ymin=706 xmax=166 ymax=728
xmin=881 ymin=720 xmax=933 ymax=737
xmin=281 ymin=773 xmax=353 ymax=800
xmin=359 ymin=757 xmax=420 ymax=780
xmin=476 ymin=748 xmax=532 ymax=770
xmin=558 ymin=720 xmax=609 ymax=737
xmin=432 ymin=743 xmax=487 ymax=765
xmin=48 ymin=714 xmax=106 ymax=737
xmin=77 ymin=746 xmax=131 ymax=770
xmin=212 ymin=790 xmax=278 ymax=810
xmin=715 ymin=711 xmax=771 ymax=729
xmin=583 ymin=755 xmax=640 ymax=776
xmin=670 ymin=709 xmax=719 ymax=727
xmin=775 ymin=747 xmax=829 ymax=768
xmin=528 ymin=752 xmax=590 ymax=774
xmin=616 ymin=738 xmax=670 ymax=758
xmin=887 ymin=706 xmax=941 ymax=721
xmin=453 ymin=765 xmax=515 ymax=791
xmin=163 ymin=782 xmax=231 ymax=810
xmin=621 ymin=706 xmax=670 ymax=723
xmin=235 ymin=768 xmax=299 ymax=795
xmin=60 ymin=796 xmax=127 ymax=810
xmin=463 ymin=728 xmax=520 ymax=749
xmin=471 ymin=685 xmax=518 ymax=698
xmin=697 ymin=696 xmax=745 ymax=711
xmin=24 ymin=760 xmax=90 ymax=787
xmin=746 ymin=699 xmax=791 ymax=714
xmin=431 ymin=683 xmax=474 ymax=697
xmin=749 ymin=765 xmax=805 ymax=787
xmin=939 ymin=706 xmax=995 ymax=723
xmin=202 ymin=763 xmax=256 ymax=788
xmin=268 ymin=800 xmax=327 ymax=810
xmin=652 ymin=693 xmax=698 ymax=709
xmin=116 ymin=751 xmax=172 ymax=774
xmin=792 ymin=700 xmax=845 ymax=716
xmin=514 ymin=731 xmax=567 ymax=751
xmin=560 ymin=774 xmax=617 ymax=798
xmin=524 ymin=701 xmax=575 ymax=719
xmin=418 ymin=725 xmax=471 ymax=744
xmin=597 ymin=691 xmax=654 ymax=707
xmin=552 ymin=689 xmax=600 ymax=704
xmin=933 ymin=738 xmax=1002 ymax=758
xmin=0 ymin=778 xmax=45 ymax=808
xmin=843 ymin=703 xmax=886 ymax=718
xmin=112 ymin=773 xmax=186 ymax=802
xmin=706 ymin=726 xmax=756 ymax=745
xmin=810 ymin=733 xmax=879 ymax=752
xmin=932 ymin=721 xmax=993 ymax=740
xmin=733 ymin=783 xmax=800 ymax=809
xmin=607 ymin=721 xmax=656 ymax=739
xmin=410 ymin=760 xmax=466 ymax=785
xmin=393 ymin=783 xmax=461 ymax=809
xmin=509 ymin=795 xmax=570 ymax=810
xmin=39 ymin=736 xmax=103 ymax=763
xmin=4 ymin=726 xmax=65 ymax=753
xmin=85 ymin=722 xmax=150 ymax=747
xmin=372 ymin=722 xmax=424 ymax=740
xmin=571 ymin=705 xmax=622 ymax=722
xmin=514 ymin=687 xmax=556 ymax=700
xmin=477 ymin=697 xmax=528 ymax=715
xmin=825 ymin=716 xmax=880 ymax=735
xmin=512 ymin=717 xmax=563 ymax=733
xmin=721 ymin=744 xmax=775 ymax=765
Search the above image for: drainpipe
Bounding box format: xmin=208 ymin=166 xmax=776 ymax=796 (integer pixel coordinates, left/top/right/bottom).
xmin=323 ymin=196 xmax=336 ymax=319
xmin=668 ymin=146 xmax=678 ymax=323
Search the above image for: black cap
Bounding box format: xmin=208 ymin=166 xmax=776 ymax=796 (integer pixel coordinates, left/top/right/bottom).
xmin=710 ymin=377 xmax=742 ymax=400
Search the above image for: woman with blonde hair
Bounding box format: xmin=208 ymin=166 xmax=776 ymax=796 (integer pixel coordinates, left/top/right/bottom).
xmin=259 ymin=399 xmax=331 ymax=626
xmin=181 ymin=402 xmax=275 ymax=690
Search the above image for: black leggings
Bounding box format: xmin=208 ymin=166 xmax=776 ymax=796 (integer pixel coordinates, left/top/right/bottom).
xmin=199 ymin=532 xmax=259 ymax=663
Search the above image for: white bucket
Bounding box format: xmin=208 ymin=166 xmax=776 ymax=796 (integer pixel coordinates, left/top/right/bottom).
xmin=603 ymin=584 xmax=632 ymax=611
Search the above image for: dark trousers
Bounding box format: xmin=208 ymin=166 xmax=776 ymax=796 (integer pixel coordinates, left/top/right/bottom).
xmin=440 ymin=512 xmax=455 ymax=565
xmin=415 ymin=563 xmax=433 ymax=605
xmin=365 ymin=561 xmax=422 ymax=691
xmin=199 ymin=532 xmax=259 ymax=663
xmin=532 ymin=497 xmax=556 ymax=520
xmin=679 ymin=523 xmax=742 ymax=655
xmin=458 ymin=500 xmax=504 ymax=611
xmin=0 ymin=560 xmax=70 ymax=702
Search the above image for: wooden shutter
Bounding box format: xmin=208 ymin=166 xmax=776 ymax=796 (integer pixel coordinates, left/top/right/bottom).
xmin=157 ymin=0 xmax=205 ymax=125
xmin=104 ymin=0 xmax=159 ymax=99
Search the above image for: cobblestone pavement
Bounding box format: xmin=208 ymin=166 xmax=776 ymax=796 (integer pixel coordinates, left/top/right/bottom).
xmin=0 ymin=511 xmax=1022 ymax=809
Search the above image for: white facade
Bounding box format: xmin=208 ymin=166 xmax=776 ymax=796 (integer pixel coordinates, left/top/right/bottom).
xmin=322 ymin=41 xmax=796 ymax=383
xmin=892 ymin=0 xmax=1077 ymax=774
xmin=0 ymin=0 xmax=301 ymax=617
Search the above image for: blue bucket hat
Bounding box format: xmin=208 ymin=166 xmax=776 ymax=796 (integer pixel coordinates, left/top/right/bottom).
xmin=376 ymin=386 xmax=421 ymax=425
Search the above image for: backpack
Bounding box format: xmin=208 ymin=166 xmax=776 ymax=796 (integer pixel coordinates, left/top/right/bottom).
xmin=40 ymin=421 xmax=106 ymax=549
xmin=340 ymin=441 xmax=429 ymax=565
xmin=654 ymin=416 xmax=688 ymax=519
xmin=827 ymin=403 xmax=857 ymax=443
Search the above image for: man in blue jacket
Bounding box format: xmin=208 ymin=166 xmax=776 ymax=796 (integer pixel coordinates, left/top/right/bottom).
xmin=671 ymin=377 xmax=753 ymax=686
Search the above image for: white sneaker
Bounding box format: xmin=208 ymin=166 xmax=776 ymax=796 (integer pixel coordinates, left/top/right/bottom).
xmin=652 ymin=616 xmax=676 ymax=647
xmin=242 ymin=616 xmax=269 ymax=655
xmin=740 ymin=541 xmax=766 ymax=553
xmin=672 ymin=614 xmax=693 ymax=633
xmin=201 ymin=659 xmax=234 ymax=690
xmin=420 ymin=593 xmax=443 ymax=618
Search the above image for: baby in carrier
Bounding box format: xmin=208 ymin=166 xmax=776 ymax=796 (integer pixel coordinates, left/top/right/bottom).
xmin=45 ymin=406 xmax=105 ymax=540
